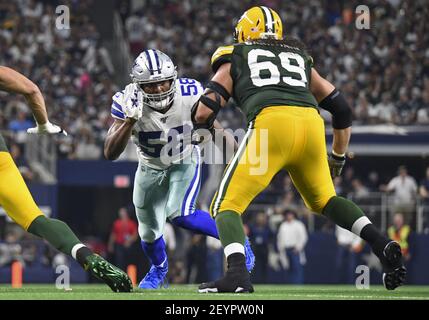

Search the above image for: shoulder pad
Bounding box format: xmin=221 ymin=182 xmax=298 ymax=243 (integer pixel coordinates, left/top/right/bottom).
xmin=211 ymin=45 xmax=234 ymax=73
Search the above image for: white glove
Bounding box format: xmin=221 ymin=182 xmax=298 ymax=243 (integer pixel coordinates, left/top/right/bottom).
xmin=123 ymin=103 xmax=142 ymax=121
xmin=27 ymin=121 xmax=67 ymax=136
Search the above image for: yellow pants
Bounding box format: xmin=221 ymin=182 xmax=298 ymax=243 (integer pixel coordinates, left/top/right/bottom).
xmin=210 ymin=106 xmax=336 ymax=216
xmin=0 ymin=152 xmax=44 ymax=230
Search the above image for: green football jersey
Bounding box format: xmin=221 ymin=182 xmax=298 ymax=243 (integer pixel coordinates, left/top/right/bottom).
xmin=0 ymin=133 xmax=7 ymax=152
xmin=211 ymin=40 xmax=318 ymax=122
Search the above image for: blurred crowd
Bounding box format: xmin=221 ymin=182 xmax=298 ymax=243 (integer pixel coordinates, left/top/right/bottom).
xmin=0 ymin=0 xmax=428 ymax=167
xmin=119 ymin=0 xmax=429 ymax=126
xmin=0 ymin=0 xmax=116 ymax=164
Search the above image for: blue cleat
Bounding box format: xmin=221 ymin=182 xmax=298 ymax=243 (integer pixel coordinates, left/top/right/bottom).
xmin=244 ymin=238 xmax=255 ymax=273
xmin=138 ymin=259 xmax=168 ymax=289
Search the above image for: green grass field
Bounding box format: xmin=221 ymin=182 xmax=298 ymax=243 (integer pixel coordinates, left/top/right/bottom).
xmin=0 ymin=284 xmax=428 ymax=300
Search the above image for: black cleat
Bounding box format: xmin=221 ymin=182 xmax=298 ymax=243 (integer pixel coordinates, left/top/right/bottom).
xmin=379 ymin=241 xmax=407 ymax=290
xmin=198 ymin=268 xmax=254 ymax=293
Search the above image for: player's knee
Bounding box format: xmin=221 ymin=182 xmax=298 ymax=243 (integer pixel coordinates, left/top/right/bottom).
xmin=211 ymin=200 xmax=245 ymax=217
xmin=308 ymin=195 xmax=336 ymax=214
xmin=139 ymin=228 xmax=159 ymax=243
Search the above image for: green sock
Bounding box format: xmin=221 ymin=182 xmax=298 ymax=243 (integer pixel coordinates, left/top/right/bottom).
xmin=322 ymin=196 xmax=389 ymax=256
xmin=215 ymin=210 xmax=246 ymax=248
xmin=27 ymin=216 xmax=91 ymax=263
xmin=322 ymin=196 xmax=365 ymax=230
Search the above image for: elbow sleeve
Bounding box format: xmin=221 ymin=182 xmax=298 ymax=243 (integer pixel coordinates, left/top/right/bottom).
xmin=319 ymin=89 xmax=353 ymax=129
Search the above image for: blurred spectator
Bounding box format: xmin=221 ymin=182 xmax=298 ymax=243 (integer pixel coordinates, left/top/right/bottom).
xmin=8 ymin=111 xmax=33 ymax=145
xmin=387 ymin=213 xmax=411 ymax=261
xmin=248 ymin=211 xmax=274 ymax=283
xmin=0 ymin=226 xmax=23 ymax=267
xmin=277 ymin=210 xmax=308 ymax=284
xmin=416 ymin=91 xmax=429 ymax=124
xmin=205 ymin=236 xmax=223 ymax=282
xmin=9 ymin=143 xmax=34 ymax=181
xmin=418 ymin=166 xmax=429 ymax=231
xmin=73 ymin=131 xmax=102 ymax=160
xmin=382 ymin=165 xmax=417 ymax=223
xmin=186 ymin=234 xmax=207 ymax=284
xmin=335 ymin=226 xmax=362 ymax=284
xmin=367 ymin=171 xmax=381 ymax=192
xmin=168 ymin=259 xmax=187 ymax=284
xmin=351 ymin=178 xmax=370 ymax=199
xmin=163 ymin=221 xmax=176 ymax=256
xmin=418 ymin=167 xmax=429 ymax=201
xmin=108 ymin=207 xmax=138 ymax=270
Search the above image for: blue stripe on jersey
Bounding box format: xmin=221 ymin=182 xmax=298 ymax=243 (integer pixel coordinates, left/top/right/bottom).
xmin=145 ymin=50 xmax=154 ymax=75
xmin=111 ymin=108 xmax=125 ymax=119
xmin=111 ymin=100 xmax=123 ymax=112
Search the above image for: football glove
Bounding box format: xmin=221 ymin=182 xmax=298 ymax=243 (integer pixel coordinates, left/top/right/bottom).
xmin=124 ymin=104 xmax=142 ymax=121
xmin=27 ymin=121 xmax=67 ymax=136
xmin=328 ymin=152 xmax=346 ymax=177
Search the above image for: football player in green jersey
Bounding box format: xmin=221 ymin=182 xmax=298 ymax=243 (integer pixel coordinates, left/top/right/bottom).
xmin=192 ymin=6 xmax=406 ymax=293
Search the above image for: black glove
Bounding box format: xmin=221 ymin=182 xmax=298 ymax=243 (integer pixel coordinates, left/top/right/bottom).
xmin=328 ymin=152 xmax=346 ymax=177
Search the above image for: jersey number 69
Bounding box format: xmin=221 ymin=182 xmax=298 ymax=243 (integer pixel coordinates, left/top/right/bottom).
xmin=248 ymin=49 xmax=308 ymax=88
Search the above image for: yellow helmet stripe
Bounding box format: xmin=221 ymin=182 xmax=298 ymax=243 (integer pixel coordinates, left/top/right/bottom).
xmin=260 ymin=6 xmax=274 ymax=33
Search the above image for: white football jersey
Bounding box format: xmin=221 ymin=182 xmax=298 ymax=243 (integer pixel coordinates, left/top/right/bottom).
xmin=110 ymin=78 xmax=204 ymax=169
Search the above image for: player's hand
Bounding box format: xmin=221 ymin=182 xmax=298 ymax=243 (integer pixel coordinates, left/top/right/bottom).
xmin=328 ymin=152 xmax=346 ymax=177
xmin=123 ymin=103 xmax=142 ymax=122
xmin=27 ymin=121 xmax=67 ymax=136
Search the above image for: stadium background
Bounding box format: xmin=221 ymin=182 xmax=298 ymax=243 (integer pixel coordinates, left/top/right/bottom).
xmin=0 ymin=0 xmax=428 ymax=286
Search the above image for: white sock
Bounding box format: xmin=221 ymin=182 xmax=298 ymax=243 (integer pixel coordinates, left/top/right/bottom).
xmin=224 ymin=242 xmax=245 ymax=258
xmin=351 ymin=216 xmax=372 ymax=236
xmin=71 ymin=243 xmax=86 ymax=260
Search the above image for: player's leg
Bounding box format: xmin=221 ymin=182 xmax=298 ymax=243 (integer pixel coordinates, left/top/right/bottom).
xmin=287 ymin=110 xmax=406 ymax=289
xmin=0 ymin=151 xmax=132 ymax=292
xmin=168 ymin=147 xmax=219 ymax=238
xmin=133 ymin=163 xmax=169 ymax=289
xmin=167 ymin=146 xmax=255 ymax=272
xmin=200 ymin=116 xmax=286 ymax=293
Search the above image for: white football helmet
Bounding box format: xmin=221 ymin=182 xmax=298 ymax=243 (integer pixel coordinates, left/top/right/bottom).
xmin=130 ymin=49 xmax=177 ymax=111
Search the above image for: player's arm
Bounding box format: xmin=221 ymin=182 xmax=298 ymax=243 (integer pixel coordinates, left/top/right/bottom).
xmin=310 ymin=68 xmax=352 ymax=155
xmin=0 ymin=66 xmax=65 ymax=135
xmin=0 ymin=66 xmax=48 ymax=125
xmin=191 ymin=63 xmax=233 ymax=131
xmin=104 ymin=118 xmax=136 ymax=160
xmin=311 ymin=68 xmax=352 ymax=177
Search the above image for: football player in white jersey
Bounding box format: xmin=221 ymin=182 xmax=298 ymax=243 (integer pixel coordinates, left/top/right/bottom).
xmin=104 ymin=49 xmax=255 ymax=289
